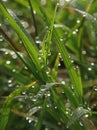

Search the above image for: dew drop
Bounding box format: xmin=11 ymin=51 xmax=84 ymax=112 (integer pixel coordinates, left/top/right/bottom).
xmin=61 ymin=81 xmax=65 ymax=84
xmin=84 ymin=114 xmax=89 ymax=117
xmin=83 ymin=13 xmax=86 ymax=17
xmin=94 ymin=86 xmax=97 ymax=92
xmin=5 ymin=51 xmax=9 ymax=55
xmin=88 ymin=67 xmax=92 ymax=71
xmin=26 ymin=117 xmax=29 ymax=120
xmin=79 ymin=121 xmax=83 ymax=126
xmin=91 ymin=62 xmax=94 ymax=66
xmin=28 ymin=120 xmax=32 ymax=123
xmin=32 ymin=86 xmax=35 ymax=89
xmin=32 ymin=98 xmax=37 ymax=102
xmin=6 ymin=60 xmax=11 ymax=65
xmin=77 ymin=19 xmax=80 ymax=23
xmin=65 ymin=111 xmax=69 ymax=115
xmin=58 ymin=122 xmax=61 ymax=125
xmin=8 ymin=84 xmax=13 ymax=87
xmin=72 ymin=31 xmax=76 ymax=35
xmin=22 ymin=91 xmax=26 ymax=95
xmin=54 ymin=106 xmax=57 ymax=109
xmin=46 ymin=71 xmax=49 ymax=75
xmin=12 ymin=69 xmax=16 ymax=72
xmin=8 ymin=79 xmax=12 ymax=83
xmin=82 ymin=50 xmax=86 ymax=55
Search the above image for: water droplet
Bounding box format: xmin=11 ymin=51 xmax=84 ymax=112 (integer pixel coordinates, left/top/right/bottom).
xmin=72 ymin=31 xmax=76 ymax=35
xmin=8 ymin=79 xmax=12 ymax=83
xmin=46 ymin=71 xmax=49 ymax=75
xmin=22 ymin=91 xmax=26 ymax=95
xmin=84 ymin=114 xmax=89 ymax=117
xmin=8 ymin=84 xmax=13 ymax=87
xmin=58 ymin=63 xmax=61 ymax=67
xmin=32 ymin=86 xmax=35 ymax=88
xmin=61 ymin=81 xmax=65 ymax=84
xmin=91 ymin=62 xmax=94 ymax=66
xmin=12 ymin=69 xmax=16 ymax=72
xmin=46 ymin=104 xmax=50 ymax=108
xmin=32 ymin=98 xmax=37 ymax=102
xmin=2 ymin=0 xmax=7 ymax=1
xmin=38 ymin=57 xmax=42 ymax=60
xmin=66 ymin=111 xmax=69 ymax=115
xmin=83 ymin=13 xmax=86 ymax=17
xmin=5 ymin=51 xmax=9 ymax=55
xmin=24 ymin=66 xmax=28 ymax=70
xmin=54 ymin=106 xmax=57 ymax=109
xmin=26 ymin=117 xmax=29 ymax=120
xmin=0 ymin=35 xmax=3 ymax=41
xmin=88 ymin=67 xmax=92 ymax=71
xmin=77 ymin=19 xmax=80 ymax=23
xmin=94 ymin=86 xmax=97 ymax=92
xmin=60 ymin=38 xmax=63 ymax=41
xmin=58 ymin=122 xmax=61 ymax=125
xmin=82 ymin=50 xmax=86 ymax=55
xmin=28 ymin=120 xmax=32 ymax=123
xmin=94 ymin=18 xmax=96 ymax=21
xmin=6 ymin=60 xmax=11 ymax=65
xmin=79 ymin=121 xmax=83 ymax=126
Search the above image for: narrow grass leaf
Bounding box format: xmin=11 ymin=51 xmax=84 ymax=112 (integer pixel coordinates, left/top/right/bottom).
xmin=61 ymin=84 xmax=79 ymax=107
xmin=0 ymin=81 xmax=37 ymax=130
xmin=34 ymin=100 xmax=46 ymax=130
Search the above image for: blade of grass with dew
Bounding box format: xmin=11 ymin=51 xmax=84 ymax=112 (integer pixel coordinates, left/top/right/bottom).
xmin=53 ymin=29 xmax=83 ymax=104
xmin=28 ymin=0 xmax=38 ymax=36
xmin=30 ymin=0 xmax=83 ymax=104
xmin=41 ymin=4 xmax=57 ymax=67
xmin=34 ymin=100 xmax=46 ymax=130
xmin=0 ymin=81 xmax=37 ymax=130
xmin=51 ymin=55 xmax=59 ymax=81
xmin=0 ymin=2 xmax=48 ymax=83
xmin=0 ymin=48 xmax=41 ymax=82
xmin=67 ymin=107 xmax=89 ymax=128
xmin=60 ymin=84 xmax=79 ymax=107
xmin=0 ymin=64 xmax=30 ymax=84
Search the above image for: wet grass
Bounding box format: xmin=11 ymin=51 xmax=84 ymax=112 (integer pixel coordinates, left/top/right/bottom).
xmin=0 ymin=0 xmax=97 ymax=130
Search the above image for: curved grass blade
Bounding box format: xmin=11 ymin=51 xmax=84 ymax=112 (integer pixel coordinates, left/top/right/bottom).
xmin=67 ymin=107 xmax=89 ymax=128
xmin=0 ymin=81 xmax=37 ymax=130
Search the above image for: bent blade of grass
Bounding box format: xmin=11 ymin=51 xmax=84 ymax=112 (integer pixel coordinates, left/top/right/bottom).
xmin=67 ymin=107 xmax=89 ymax=128
xmin=0 ymin=81 xmax=37 ymax=130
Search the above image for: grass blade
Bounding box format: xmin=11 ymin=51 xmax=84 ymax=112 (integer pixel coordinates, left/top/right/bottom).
xmin=0 ymin=81 xmax=37 ymax=130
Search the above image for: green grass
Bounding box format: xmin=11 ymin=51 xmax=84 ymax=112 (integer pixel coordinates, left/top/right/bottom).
xmin=0 ymin=0 xmax=97 ymax=130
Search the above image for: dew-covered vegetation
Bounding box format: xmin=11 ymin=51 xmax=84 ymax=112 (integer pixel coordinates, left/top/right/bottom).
xmin=0 ymin=0 xmax=97 ymax=130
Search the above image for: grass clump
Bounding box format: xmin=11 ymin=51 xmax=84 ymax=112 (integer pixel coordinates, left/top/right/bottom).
xmin=0 ymin=0 xmax=97 ymax=130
